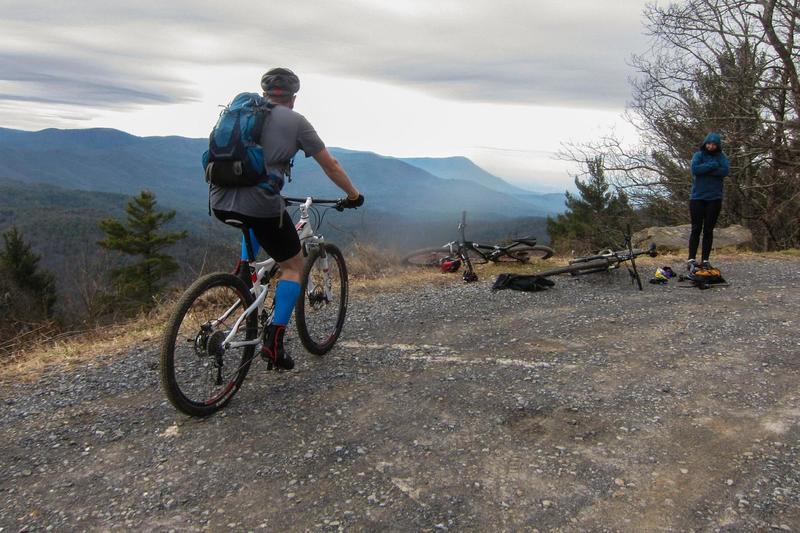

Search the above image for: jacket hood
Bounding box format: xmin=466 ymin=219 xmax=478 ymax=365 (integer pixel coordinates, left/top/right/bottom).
xmin=702 ymin=132 xmax=723 ymax=151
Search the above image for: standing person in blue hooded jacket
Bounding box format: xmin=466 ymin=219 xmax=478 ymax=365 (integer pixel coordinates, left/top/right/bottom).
xmin=687 ymin=132 xmax=729 ymax=271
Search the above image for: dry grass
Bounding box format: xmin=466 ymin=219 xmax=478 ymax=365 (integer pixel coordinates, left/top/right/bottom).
xmin=769 ymin=248 xmax=800 ymax=257
xmin=0 ymin=321 xmax=60 ymax=359
xmin=346 ymin=242 xmax=455 ymax=293
xmin=344 ymin=242 xmax=403 ymax=280
xmin=4 ymin=305 xmax=173 ymax=381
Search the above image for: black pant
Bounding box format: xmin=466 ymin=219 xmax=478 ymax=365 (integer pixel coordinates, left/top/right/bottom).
xmin=213 ymin=209 xmax=301 ymax=263
xmin=688 ymin=199 xmax=722 ymax=261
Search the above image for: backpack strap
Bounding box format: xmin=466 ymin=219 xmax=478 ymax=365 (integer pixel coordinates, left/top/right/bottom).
xmin=286 ymin=156 xmax=294 ymax=183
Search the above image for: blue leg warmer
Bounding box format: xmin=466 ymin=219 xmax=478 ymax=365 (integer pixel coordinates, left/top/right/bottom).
xmin=272 ymin=279 xmax=301 ymax=326
xmin=240 ymin=229 xmax=261 ymax=261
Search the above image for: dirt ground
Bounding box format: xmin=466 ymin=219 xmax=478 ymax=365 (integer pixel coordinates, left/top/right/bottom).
xmin=1 ymin=254 xmax=799 ymax=532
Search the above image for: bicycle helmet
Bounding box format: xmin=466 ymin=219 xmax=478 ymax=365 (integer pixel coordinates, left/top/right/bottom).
xmin=439 ymin=257 xmax=461 ymax=273
xmin=260 ymin=68 xmax=300 ymax=96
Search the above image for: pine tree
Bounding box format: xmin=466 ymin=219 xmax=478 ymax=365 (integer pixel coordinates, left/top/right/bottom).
xmin=98 ymin=190 xmax=187 ymax=309
xmin=0 ymin=226 xmax=56 ymax=317
xmin=547 ymin=157 xmax=636 ymax=252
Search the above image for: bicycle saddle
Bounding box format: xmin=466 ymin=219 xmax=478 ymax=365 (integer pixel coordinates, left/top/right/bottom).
xmin=222 ymin=217 xmax=257 ymax=261
xmin=222 ymin=217 xmax=249 ymax=230
xmin=511 ymin=236 xmax=538 ymax=246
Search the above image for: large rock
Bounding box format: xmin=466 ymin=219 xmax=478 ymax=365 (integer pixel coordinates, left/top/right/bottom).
xmin=633 ymin=224 xmax=752 ymax=251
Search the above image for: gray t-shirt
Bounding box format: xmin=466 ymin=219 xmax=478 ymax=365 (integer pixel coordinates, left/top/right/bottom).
xmin=209 ymin=105 xmax=325 ymax=217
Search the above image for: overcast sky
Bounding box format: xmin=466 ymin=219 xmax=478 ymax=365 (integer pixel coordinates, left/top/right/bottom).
xmin=0 ymin=0 xmax=652 ymax=191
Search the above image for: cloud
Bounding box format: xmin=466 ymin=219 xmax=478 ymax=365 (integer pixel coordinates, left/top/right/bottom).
xmin=0 ymin=0 xmax=649 ymax=118
xmin=0 ymin=53 xmax=193 ymax=108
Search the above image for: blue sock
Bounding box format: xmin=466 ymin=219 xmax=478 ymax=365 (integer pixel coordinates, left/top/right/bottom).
xmin=272 ymin=280 xmax=301 ymax=326
xmin=240 ymin=229 xmax=261 ymax=261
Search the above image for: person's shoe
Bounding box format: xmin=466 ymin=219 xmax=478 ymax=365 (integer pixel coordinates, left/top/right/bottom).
xmin=686 ymin=259 xmax=697 ymax=273
xmin=700 ymin=260 xmax=712 ymax=270
xmin=260 ymin=324 xmax=294 ymax=371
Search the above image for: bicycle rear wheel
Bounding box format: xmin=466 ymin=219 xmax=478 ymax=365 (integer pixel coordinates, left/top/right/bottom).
xmin=160 ymin=273 xmax=257 ymax=417
xmin=498 ymin=244 xmax=555 ymax=262
xmin=402 ymin=247 xmax=451 ymax=267
xmin=296 ymin=243 xmax=348 ymax=355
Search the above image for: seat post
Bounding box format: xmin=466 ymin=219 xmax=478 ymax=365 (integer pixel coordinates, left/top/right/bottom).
xmin=222 ymin=217 xmax=256 ymax=263
xmin=241 ymin=227 xmax=256 ymax=263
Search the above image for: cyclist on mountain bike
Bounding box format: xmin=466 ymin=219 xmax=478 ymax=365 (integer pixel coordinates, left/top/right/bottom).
xmin=209 ymin=68 xmax=364 ymax=371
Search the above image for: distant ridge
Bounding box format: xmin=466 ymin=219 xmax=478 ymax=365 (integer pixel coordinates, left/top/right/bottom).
xmin=401 ymin=156 xmax=564 ymax=214
xmin=401 ymin=156 xmax=526 ymax=194
xmin=0 ymin=127 xmax=563 ymax=217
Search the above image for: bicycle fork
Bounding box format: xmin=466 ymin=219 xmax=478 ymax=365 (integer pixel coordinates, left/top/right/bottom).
xmin=305 ymin=244 xmax=334 ymax=303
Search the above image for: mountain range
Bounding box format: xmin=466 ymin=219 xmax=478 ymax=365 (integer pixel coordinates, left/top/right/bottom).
xmin=0 ymin=127 xmax=564 ymax=316
xmin=0 ymin=127 xmax=565 ymax=218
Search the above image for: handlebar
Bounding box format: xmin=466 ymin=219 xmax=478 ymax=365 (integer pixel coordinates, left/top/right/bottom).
xmin=283 ymin=195 xmax=364 ymax=211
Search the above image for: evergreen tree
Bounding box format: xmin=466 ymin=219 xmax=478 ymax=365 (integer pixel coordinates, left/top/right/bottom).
xmin=547 ymin=157 xmax=636 ymax=252
xmin=98 ymin=190 xmax=187 ymax=309
xmin=0 ymin=226 xmax=56 ymax=317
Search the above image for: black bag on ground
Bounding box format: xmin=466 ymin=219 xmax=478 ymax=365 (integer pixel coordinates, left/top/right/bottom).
xmin=492 ymin=274 xmax=554 ymax=292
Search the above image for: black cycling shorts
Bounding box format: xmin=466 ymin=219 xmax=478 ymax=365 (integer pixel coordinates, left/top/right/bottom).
xmin=213 ymin=209 xmax=301 ymax=263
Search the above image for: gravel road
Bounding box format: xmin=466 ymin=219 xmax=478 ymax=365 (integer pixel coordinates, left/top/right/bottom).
xmin=2 ymin=254 xmax=799 ymax=532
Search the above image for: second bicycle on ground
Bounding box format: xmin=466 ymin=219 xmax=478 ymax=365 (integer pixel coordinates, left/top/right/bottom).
xmin=402 ymin=211 xmax=554 ymax=269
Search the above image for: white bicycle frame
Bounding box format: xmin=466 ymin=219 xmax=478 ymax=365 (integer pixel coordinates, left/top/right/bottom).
xmin=219 ymin=196 xmax=333 ymax=349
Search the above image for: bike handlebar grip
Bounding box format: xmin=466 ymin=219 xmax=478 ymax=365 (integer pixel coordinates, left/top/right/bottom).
xmin=340 ymin=194 xmax=365 ymax=210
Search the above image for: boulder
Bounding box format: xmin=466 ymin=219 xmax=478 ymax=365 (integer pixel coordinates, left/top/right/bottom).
xmin=633 ymin=224 xmax=752 ymax=251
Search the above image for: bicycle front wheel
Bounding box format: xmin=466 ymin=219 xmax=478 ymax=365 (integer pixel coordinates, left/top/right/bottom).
xmin=296 ymin=243 xmax=348 ymax=355
xmin=402 ymin=247 xmax=451 ymax=267
xmin=160 ymin=273 xmax=258 ymax=417
xmin=504 ymin=244 xmax=555 ymax=262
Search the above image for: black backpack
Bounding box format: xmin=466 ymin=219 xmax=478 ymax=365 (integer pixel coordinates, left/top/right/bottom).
xmin=492 ymin=274 xmax=554 ymax=292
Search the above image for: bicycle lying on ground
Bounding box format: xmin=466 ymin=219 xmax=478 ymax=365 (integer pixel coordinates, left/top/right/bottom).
xmin=531 ymin=231 xmax=657 ymax=291
xmin=160 ymin=196 xmax=357 ymax=417
xmin=402 ymin=212 xmax=554 ymax=279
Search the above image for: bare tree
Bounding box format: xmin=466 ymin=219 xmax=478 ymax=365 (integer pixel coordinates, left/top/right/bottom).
xmin=562 ymin=0 xmax=800 ymax=249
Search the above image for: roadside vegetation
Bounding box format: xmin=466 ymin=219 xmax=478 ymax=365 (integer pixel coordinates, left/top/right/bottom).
xmin=547 ymin=156 xmax=636 ymax=254
xmin=1 ymin=190 xmax=187 ymax=362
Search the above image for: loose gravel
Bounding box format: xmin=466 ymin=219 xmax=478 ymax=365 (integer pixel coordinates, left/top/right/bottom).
xmin=1 ymin=254 xmax=799 ymax=531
